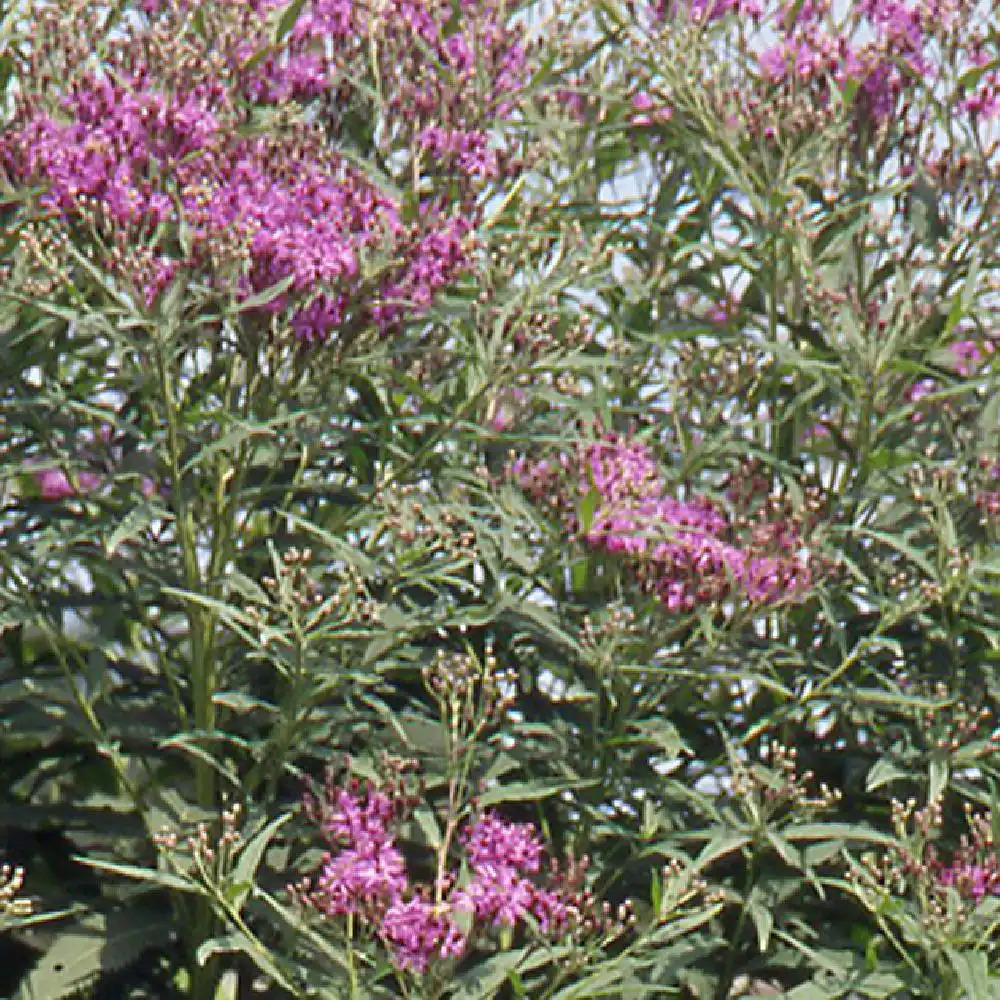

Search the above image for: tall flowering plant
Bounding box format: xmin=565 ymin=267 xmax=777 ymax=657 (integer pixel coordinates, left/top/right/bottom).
xmin=3 ymin=0 xmax=1000 ymax=997
xmin=0 ymin=0 xmax=602 ymax=995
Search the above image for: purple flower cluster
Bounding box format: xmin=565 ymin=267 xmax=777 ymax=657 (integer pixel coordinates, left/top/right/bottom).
xmin=669 ymin=0 xmax=976 ymax=127
xmin=928 ymin=822 xmax=1000 ymax=903
xmin=451 ymin=813 xmax=570 ymax=931
xmin=513 ymin=432 xmax=816 ymax=612
xmin=13 ymin=73 xmax=219 ymax=229
xmin=372 ymin=214 xmax=473 ymax=329
xmin=302 ymin=779 xmax=578 ymax=973
xmin=936 ymin=860 xmax=1000 ymax=903
xmin=380 ymin=897 xmax=467 ymax=972
xmin=5 ymin=0 xmax=529 ymax=337
xmin=754 ymin=0 xmax=943 ymax=122
xmin=35 ymin=468 xmax=102 ymax=501
xmin=185 ymin=139 xmax=403 ymax=338
xmin=948 ymin=337 xmax=995 ymax=377
xmin=31 ymin=424 xmax=159 ymax=502
xmin=418 ymin=127 xmax=500 ymax=181
xmin=312 ymin=787 xmax=410 ymax=915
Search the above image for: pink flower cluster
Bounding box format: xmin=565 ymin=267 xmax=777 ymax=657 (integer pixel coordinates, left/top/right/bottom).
xmin=32 ymin=424 xmax=158 ymax=501
xmin=512 ymin=432 xmax=816 ymax=612
xmin=451 ymin=813 xmax=571 ymax=933
xmin=35 ymin=468 xmax=102 ymax=501
xmin=904 ymin=335 xmax=996 ymax=420
xmin=669 ymin=0 xmax=981 ymax=126
xmin=936 ymin=859 xmax=1000 ymax=902
xmin=948 ymin=337 xmax=995 ymax=377
xmin=928 ymin=825 xmax=1000 ymax=903
xmin=302 ymin=780 xmax=578 ymax=973
xmin=755 ymin=0 xmax=943 ymax=122
xmin=4 ymin=0 xmax=528 ymax=337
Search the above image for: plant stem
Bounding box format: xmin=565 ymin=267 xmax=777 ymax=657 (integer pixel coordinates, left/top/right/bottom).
xmin=153 ymin=329 xmax=221 ymax=1000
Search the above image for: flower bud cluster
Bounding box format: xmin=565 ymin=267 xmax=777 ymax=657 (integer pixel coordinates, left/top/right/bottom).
xmin=423 ymin=642 xmax=518 ymax=738
xmin=153 ymin=802 xmax=245 ymax=883
xmin=511 ymin=431 xmax=822 ymax=613
xmin=247 ymin=546 xmax=384 ymax=646
xmin=0 ymin=864 xmax=32 ymax=920
xmin=730 ymin=743 xmax=842 ymax=830
xmin=975 ymin=456 xmax=1000 ymax=521
xmin=857 ymin=800 xmax=1000 ymax=941
xmin=910 ymin=680 xmax=1000 ymax=760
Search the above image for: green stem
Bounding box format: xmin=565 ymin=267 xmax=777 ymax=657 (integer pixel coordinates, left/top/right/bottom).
xmin=153 ymin=335 xmax=216 ymax=808
xmin=716 ymin=851 xmax=755 ymax=1000
xmin=347 ymin=912 xmax=360 ymax=998
xmin=153 ymin=332 xmax=221 ymax=1000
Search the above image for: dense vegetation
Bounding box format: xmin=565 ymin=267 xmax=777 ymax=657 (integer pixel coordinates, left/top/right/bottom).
xmin=2 ymin=0 xmax=1000 ymax=996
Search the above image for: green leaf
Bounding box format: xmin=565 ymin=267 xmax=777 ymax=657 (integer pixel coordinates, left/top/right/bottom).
xmin=866 ymin=757 xmax=908 ymax=793
xmin=477 ymin=779 xmax=595 ymax=807
xmin=272 ymin=0 xmax=309 ymax=41
xmin=943 ymin=254 xmax=981 ymax=337
xmin=212 ymin=691 xmax=277 ymax=714
xmin=649 ymin=866 xmax=662 ymax=916
xmin=103 ymin=503 xmax=155 ymax=557
xmin=747 ymin=891 xmax=773 ymax=952
xmin=227 ymin=813 xmax=291 ymax=913
xmin=448 ymin=946 xmax=574 ymax=1000
xmin=929 ymin=755 xmax=949 ymax=803
xmin=196 ymin=932 xmax=299 ymax=995
xmin=546 ymin=961 xmax=633 ymax=998
xmin=959 ymin=57 xmax=1000 ymax=90
xmin=577 ymin=487 xmax=601 ymax=536
xmin=19 ymin=909 xmax=174 ymax=1000
xmin=945 ymin=946 xmax=997 ymax=1000
xmin=447 ymin=948 xmax=530 ymax=1000
xmin=690 ymin=832 xmax=751 ymax=873
xmin=783 ymin=822 xmax=896 ymax=847
xmin=73 ymin=857 xmax=205 ymax=895
xmin=228 ymin=273 xmax=295 ymax=313
xmin=766 ymin=830 xmax=802 ymax=870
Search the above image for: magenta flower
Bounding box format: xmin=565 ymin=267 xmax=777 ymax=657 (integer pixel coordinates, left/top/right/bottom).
xmin=6 ymin=0 xmax=527 ymax=335
xmin=759 ymin=45 xmax=790 ymax=82
xmin=303 ymin=784 xmax=580 ymax=972
xmin=36 ymin=469 xmax=101 ymax=499
xmin=905 ymin=377 xmax=937 ymax=403
xmin=451 ymin=811 xmax=575 ymax=933
xmin=512 ymin=432 xmax=818 ymax=612
xmin=463 ymin=812 xmax=544 ymax=873
xmin=453 ymin=862 xmax=538 ymax=927
xmin=308 ymin=786 xmax=409 ymax=915
xmin=314 ymin=845 xmax=409 ymax=915
xmin=949 ymin=339 xmax=986 ymax=376
xmin=936 ymin=859 xmax=1000 ymax=902
xmin=380 ymin=897 xmax=467 ymax=972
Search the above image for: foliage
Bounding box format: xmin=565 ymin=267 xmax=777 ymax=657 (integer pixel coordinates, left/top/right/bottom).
xmin=1 ymin=0 xmax=999 ymax=998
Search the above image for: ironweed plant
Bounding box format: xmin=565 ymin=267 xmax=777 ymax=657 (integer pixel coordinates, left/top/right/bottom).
xmin=1 ymin=0 xmax=999 ymax=997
